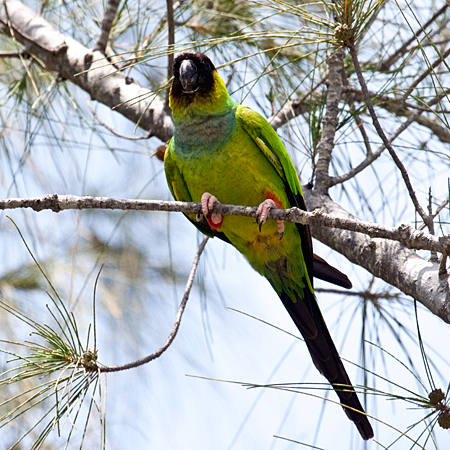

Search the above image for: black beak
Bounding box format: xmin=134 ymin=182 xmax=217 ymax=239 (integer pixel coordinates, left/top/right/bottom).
xmin=179 ymin=59 xmax=199 ymax=93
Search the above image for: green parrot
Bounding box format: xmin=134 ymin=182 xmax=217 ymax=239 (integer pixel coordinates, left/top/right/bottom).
xmin=164 ymin=51 xmax=374 ymax=440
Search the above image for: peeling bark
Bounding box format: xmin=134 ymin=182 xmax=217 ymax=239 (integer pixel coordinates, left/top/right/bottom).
xmin=0 ymin=0 xmax=173 ymax=142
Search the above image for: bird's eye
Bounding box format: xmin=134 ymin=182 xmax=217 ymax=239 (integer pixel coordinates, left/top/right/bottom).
xmin=204 ymin=60 xmax=211 ymax=71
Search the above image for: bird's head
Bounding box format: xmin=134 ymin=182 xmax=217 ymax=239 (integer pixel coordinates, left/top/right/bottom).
xmin=169 ymin=51 xmax=235 ymax=120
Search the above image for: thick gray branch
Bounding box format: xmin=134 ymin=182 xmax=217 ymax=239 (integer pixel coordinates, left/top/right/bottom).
xmin=0 ymin=0 xmax=173 ymax=142
xmin=304 ymin=188 xmax=450 ymax=324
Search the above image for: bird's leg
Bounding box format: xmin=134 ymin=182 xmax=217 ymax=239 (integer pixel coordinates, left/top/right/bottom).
xmin=196 ymin=192 xmax=223 ymax=226
xmin=256 ymin=199 xmax=284 ymax=239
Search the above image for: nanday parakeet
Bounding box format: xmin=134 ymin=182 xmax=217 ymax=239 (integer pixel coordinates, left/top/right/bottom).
xmin=164 ymin=51 xmax=374 ymax=441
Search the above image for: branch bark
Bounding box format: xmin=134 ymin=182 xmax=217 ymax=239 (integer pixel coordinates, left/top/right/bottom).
xmin=0 ymin=0 xmax=173 ymax=142
xmin=2 ymin=194 xmax=448 ymax=252
xmin=303 ymin=188 xmax=450 ymax=325
xmin=315 ymin=48 xmax=345 ymax=193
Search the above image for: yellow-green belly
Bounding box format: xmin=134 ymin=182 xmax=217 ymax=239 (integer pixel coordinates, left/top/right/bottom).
xmin=174 ymin=125 xmax=302 ymax=275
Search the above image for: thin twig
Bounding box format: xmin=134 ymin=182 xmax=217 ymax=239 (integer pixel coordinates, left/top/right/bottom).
xmin=340 ymin=70 xmax=373 ymax=156
xmin=1 ymin=194 xmax=449 ymax=254
xmin=314 ymin=288 xmax=401 ymax=300
xmin=268 ymin=77 xmax=327 ymax=130
xmin=354 ymin=115 xmax=372 ymax=156
xmin=428 ymin=188 xmax=439 ymax=262
xmin=91 ymin=236 xmax=208 ymax=373
xmin=0 ymin=50 xmax=28 ymax=58
xmin=342 ymin=85 xmax=450 ymax=146
xmin=400 ymin=46 xmax=450 ymax=103
xmin=419 ymin=197 xmax=450 ymax=231
xmin=348 ymin=40 xmax=431 ymax=227
xmin=377 ymin=3 xmax=449 ymax=72
xmin=342 ymin=86 xmax=431 ymax=113
xmin=121 ymin=0 xmax=183 ymax=72
xmin=225 ymin=67 xmax=237 ymax=88
xmin=329 ymin=108 xmax=422 ymax=187
xmin=86 ymin=99 xmax=151 ymax=140
xmin=92 ymin=0 xmax=121 ymax=54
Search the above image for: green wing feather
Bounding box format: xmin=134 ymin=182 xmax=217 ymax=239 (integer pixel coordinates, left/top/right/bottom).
xmin=237 ymin=105 xmax=314 ymax=282
xmin=237 ymin=106 xmax=302 ymax=196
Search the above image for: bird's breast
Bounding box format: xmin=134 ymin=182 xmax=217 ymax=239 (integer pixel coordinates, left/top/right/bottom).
xmin=173 ymin=110 xmax=237 ymax=154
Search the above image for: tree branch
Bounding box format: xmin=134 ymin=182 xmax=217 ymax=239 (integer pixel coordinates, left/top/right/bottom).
xmin=348 ymin=40 xmax=430 ymax=226
xmin=4 ymin=194 xmax=449 ymax=320
xmin=0 ymin=0 xmax=173 ymax=142
xmin=165 ymin=0 xmax=175 ymax=106
xmin=400 ymin=46 xmax=450 ymax=104
xmin=0 ymin=50 xmax=28 ymax=58
xmin=166 ymin=0 xmax=175 ymax=80
xmin=1 ymin=194 xmax=449 ymax=255
xmin=268 ymin=77 xmax=326 ymax=131
xmin=121 ymin=0 xmax=183 ymax=72
xmin=87 ymin=98 xmax=152 ymax=140
xmin=91 ymin=236 xmax=209 ymax=373
xmin=92 ymin=0 xmax=120 ymax=54
xmin=303 ymin=188 xmax=450 ymax=325
xmin=329 ymin=109 xmax=422 ymax=187
xmin=377 ymin=3 xmax=449 ymax=73
xmin=315 ymin=48 xmax=345 ymax=193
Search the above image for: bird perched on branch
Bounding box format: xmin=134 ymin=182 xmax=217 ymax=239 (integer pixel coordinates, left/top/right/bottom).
xmin=164 ymin=50 xmax=373 ymax=440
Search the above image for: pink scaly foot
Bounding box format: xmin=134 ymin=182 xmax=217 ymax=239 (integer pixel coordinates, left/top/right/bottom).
xmin=256 ymin=199 xmax=284 ymax=239
xmin=196 ymin=192 xmax=223 ymax=228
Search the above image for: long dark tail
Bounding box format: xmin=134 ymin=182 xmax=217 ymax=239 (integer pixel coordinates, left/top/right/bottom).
xmin=312 ymin=254 xmax=352 ymax=289
xmin=279 ymin=289 xmax=374 ymax=440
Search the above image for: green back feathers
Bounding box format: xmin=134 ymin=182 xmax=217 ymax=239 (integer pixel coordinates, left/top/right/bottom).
xmin=237 ymin=106 xmax=303 ymax=198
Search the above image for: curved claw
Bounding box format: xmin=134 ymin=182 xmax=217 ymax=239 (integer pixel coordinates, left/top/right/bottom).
xmin=256 ymin=199 xmax=284 ymax=237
